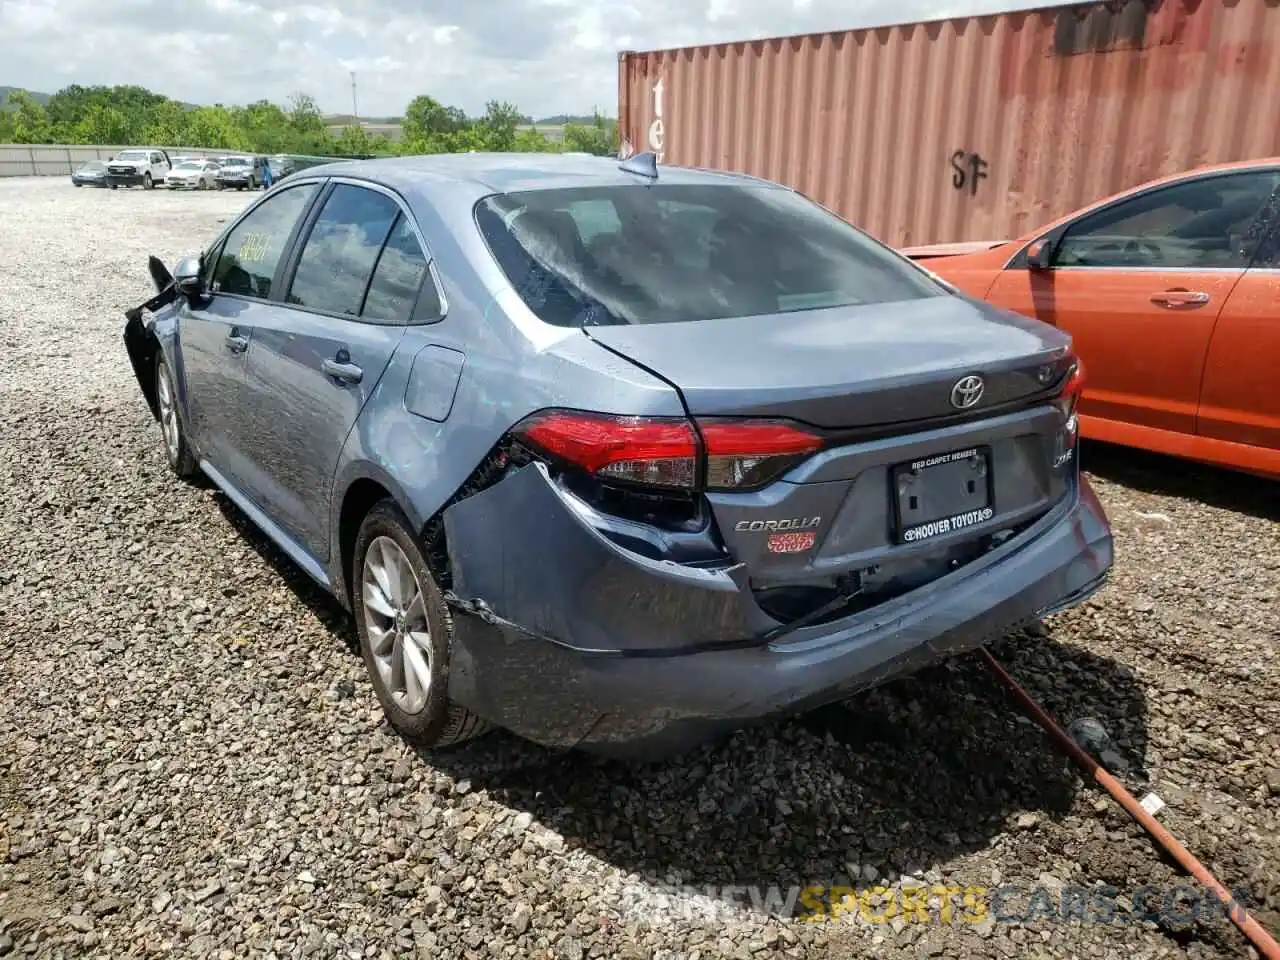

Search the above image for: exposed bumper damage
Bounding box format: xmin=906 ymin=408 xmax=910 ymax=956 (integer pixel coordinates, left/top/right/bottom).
xmin=122 ymin=257 xmax=178 ymax=419
xmin=442 ymin=461 xmax=1114 ymax=759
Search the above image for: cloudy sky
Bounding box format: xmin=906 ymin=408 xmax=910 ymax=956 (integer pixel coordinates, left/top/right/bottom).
xmin=0 ymin=0 xmax=1033 ymax=119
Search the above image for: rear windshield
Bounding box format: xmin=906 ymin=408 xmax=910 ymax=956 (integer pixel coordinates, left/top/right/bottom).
xmin=474 ymin=184 xmax=943 ymax=327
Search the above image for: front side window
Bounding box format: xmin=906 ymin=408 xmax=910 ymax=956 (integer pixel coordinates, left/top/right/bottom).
xmin=474 ymin=183 xmax=943 ymax=327
xmin=210 ymin=183 xmax=318 ymax=299
xmin=286 ymin=184 xmax=401 ymax=316
xmin=1054 ymin=171 xmax=1280 ymax=270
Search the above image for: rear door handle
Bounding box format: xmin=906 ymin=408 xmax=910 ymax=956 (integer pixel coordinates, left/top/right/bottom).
xmin=322 ymin=355 xmax=363 ymax=384
xmin=1150 ymin=289 xmax=1210 ymax=308
xmin=225 ymin=329 xmax=249 ymax=353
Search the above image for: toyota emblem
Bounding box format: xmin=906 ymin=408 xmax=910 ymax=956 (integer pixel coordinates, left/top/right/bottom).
xmin=950 ymin=375 xmax=985 ymax=410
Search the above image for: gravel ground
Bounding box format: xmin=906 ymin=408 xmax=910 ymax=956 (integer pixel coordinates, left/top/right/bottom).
xmin=0 ymin=176 xmax=1277 ymax=960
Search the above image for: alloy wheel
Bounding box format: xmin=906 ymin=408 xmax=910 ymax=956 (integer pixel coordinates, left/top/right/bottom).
xmin=155 ymin=362 xmax=180 ymax=464
xmin=361 ymin=536 xmax=433 ymax=715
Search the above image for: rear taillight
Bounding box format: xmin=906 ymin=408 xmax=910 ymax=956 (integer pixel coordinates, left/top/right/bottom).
xmin=512 ymin=410 xmax=823 ymax=492
xmin=514 ymin=411 xmax=698 ymax=488
xmin=698 ymin=420 xmax=824 ymax=490
xmin=1054 ymin=358 xmax=1086 ymax=432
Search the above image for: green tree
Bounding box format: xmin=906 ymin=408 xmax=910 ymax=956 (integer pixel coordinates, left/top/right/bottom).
xmin=335 ymin=124 xmax=373 ymax=156
xmin=232 ymin=100 xmax=293 ymax=153
xmin=143 ymin=99 xmax=188 ymax=145
xmin=183 ymin=106 xmax=250 ymax=150
xmin=3 ymin=80 xmax=620 ymax=164
xmin=75 ymin=104 xmax=133 ymax=145
xmin=402 ymin=95 xmax=457 ymax=142
xmin=286 ymin=92 xmax=325 ymax=134
xmin=8 ymin=90 xmax=52 ymax=143
xmin=563 ymin=112 xmax=617 ymax=157
xmin=514 ymin=127 xmax=553 ymax=153
xmin=476 ymin=100 xmax=522 ymax=151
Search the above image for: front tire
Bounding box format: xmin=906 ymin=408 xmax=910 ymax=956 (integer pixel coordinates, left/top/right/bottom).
xmin=154 ymin=353 xmax=198 ymax=480
xmin=143 ymin=172 xmax=153 ymax=190
xmin=352 ymin=501 xmax=489 ymax=749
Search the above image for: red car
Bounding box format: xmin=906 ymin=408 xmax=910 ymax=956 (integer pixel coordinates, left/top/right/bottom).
xmin=904 ymin=159 xmax=1280 ymax=479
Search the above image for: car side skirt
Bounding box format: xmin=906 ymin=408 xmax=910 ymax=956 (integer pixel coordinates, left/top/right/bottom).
xmin=200 ymin=459 xmax=332 ymax=590
xmin=1081 ymin=414 xmax=1280 ymax=479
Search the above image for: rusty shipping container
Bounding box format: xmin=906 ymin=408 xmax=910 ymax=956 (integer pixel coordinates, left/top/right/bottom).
xmin=618 ymin=0 xmax=1280 ymax=247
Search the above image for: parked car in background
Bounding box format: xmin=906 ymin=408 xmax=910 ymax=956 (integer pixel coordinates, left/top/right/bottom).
xmin=215 ymin=155 xmax=265 ymax=191
xmin=122 ymin=153 xmax=1112 ymax=759
xmin=268 ymin=155 xmax=296 ymax=182
xmin=106 ymin=148 xmax=172 ymax=189
xmin=71 ymin=160 xmax=108 ymax=188
xmin=167 ymin=159 xmax=221 ymax=191
xmin=904 ymin=159 xmax=1280 ymax=479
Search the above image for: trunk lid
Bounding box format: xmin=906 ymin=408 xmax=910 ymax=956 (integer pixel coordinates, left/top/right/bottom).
xmin=583 ymin=295 xmax=1078 ymax=616
xmin=582 ymin=295 xmax=1072 ymax=429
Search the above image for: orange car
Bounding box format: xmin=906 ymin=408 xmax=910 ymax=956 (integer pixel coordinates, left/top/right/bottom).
xmin=903 ymin=159 xmax=1280 ymax=479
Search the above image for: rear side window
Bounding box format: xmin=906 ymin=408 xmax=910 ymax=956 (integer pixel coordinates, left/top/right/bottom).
xmin=287 ymin=184 xmax=400 ymax=315
xmin=474 ymin=183 xmax=943 ymax=327
xmin=211 ymin=182 xmax=318 ymax=299
xmin=361 ymin=214 xmax=433 ymax=323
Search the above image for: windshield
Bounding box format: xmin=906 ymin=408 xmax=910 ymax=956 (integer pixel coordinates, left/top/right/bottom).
xmin=222 ymin=158 xmax=249 ymax=167
xmin=176 ymin=162 xmax=201 ymax=171
xmin=115 ymin=150 xmax=148 ymax=161
xmin=475 ymin=183 xmax=944 ymax=327
xmin=80 ymin=162 xmax=105 ymax=171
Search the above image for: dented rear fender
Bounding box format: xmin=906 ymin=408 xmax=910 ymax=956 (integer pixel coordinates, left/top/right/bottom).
xmin=442 ymin=461 xmax=762 ymax=655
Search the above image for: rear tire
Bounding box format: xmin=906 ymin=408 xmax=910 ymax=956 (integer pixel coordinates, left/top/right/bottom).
xmin=154 ymin=353 xmax=198 ymax=480
xmin=352 ymin=500 xmax=490 ymax=749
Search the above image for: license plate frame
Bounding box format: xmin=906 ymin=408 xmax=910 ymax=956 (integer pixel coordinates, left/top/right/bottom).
xmin=891 ymin=445 xmax=995 ymax=544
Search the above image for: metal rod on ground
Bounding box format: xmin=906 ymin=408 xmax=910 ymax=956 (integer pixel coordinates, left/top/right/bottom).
xmin=979 ymin=646 xmax=1280 ymax=960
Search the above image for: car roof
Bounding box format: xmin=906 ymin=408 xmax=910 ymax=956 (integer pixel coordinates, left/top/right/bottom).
xmin=292 ymin=153 xmax=778 ymax=199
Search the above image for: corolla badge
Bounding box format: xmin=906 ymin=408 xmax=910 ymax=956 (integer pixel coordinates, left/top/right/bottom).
xmin=950 ymin=374 xmax=985 ymax=410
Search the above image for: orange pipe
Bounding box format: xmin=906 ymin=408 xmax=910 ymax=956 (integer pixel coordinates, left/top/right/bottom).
xmin=979 ymin=647 xmax=1280 ymax=960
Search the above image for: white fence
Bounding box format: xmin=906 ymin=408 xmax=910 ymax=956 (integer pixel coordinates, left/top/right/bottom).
xmin=0 ymin=144 xmax=225 ymax=178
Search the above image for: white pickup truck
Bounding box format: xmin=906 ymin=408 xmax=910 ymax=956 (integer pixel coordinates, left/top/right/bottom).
xmin=105 ymin=149 xmax=172 ymax=189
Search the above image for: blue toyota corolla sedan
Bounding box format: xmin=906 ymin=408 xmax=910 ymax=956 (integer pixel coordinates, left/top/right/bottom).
xmin=123 ymin=152 xmax=1113 ymax=758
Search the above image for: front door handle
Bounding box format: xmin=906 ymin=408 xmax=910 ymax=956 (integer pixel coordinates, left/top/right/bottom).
xmin=1150 ymin=289 xmax=1210 ymax=309
xmin=322 ymin=354 xmax=363 ymax=384
xmin=225 ymin=330 xmax=249 ymax=353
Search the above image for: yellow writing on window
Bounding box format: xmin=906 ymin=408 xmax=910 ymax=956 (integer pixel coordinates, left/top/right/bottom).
xmin=239 ymin=232 xmax=272 ymax=263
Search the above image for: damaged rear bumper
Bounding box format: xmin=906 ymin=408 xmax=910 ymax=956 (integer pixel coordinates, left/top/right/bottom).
xmin=442 ymin=463 xmax=1113 ymax=759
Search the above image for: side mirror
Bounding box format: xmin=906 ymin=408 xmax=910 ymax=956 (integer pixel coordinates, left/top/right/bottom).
xmin=1026 ymin=236 xmax=1054 ymax=271
xmin=173 ymin=256 xmax=205 ymax=300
